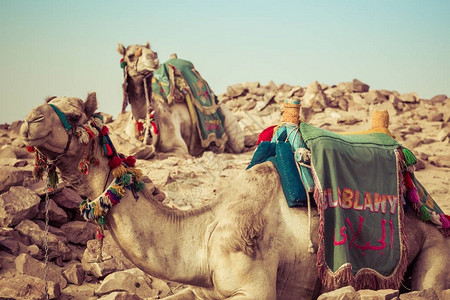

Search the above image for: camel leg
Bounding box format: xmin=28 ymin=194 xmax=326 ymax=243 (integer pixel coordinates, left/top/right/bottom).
xmin=210 ymin=252 xmax=278 ymax=300
xmin=410 ymin=239 xmax=450 ymax=292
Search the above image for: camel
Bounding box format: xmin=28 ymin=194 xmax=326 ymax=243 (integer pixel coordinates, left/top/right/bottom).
xmin=117 ymin=42 xmax=244 ymax=156
xmin=20 ymin=93 xmax=449 ymax=299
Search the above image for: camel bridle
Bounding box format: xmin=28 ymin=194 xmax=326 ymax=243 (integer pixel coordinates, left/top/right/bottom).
xmin=47 ymin=103 xmax=74 ymax=162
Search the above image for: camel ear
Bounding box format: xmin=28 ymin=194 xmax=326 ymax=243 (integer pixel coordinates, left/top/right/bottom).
xmin=84 ymin=92 xmax=98 ymax=117
xmin=145 ymin=41 xmax=151 ymax=49
xmin=117 ymin=43 xmax=126 ymax=56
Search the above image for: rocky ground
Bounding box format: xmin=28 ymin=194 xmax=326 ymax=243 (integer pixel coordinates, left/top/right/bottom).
xmin=0 ymin=79 xmax=449 ymax=299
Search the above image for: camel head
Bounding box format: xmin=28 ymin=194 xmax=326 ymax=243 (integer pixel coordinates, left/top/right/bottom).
xmin=20 ymin=92 xmax=98 ymax=160
xmin=117 ymin=42 xmax=159 ymax=77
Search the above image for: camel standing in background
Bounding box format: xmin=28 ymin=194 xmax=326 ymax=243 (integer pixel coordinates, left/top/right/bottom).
xmin=117 ymin=42 xmax=244 ymax=156
xmin=20 ymin=94 xmax=449 ymax=299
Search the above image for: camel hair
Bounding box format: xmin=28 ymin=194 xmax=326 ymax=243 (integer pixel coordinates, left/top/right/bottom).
xmin=20 ymin=93 xmax=449 ymax=299
xmin=117 ymin=42 xmax=244 ymax=156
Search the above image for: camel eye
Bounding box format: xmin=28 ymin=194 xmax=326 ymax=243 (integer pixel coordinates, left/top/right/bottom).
xmin=128 ymin=54 xmax=135 ymax=61
xmin=68 ymin=114 xmax=81 ymax=124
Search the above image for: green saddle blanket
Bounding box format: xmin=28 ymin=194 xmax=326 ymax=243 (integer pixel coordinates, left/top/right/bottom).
xmin=152 ymin=58 xmax=227 ymax=151
xmin=300 ymin=122 xmax=407 ymax=290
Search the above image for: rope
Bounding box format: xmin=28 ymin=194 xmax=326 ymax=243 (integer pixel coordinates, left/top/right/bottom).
xmin=295 ymin=160 xmax=315 ymax=253
xmin=143 ymin=75 xmax=152 ymax=145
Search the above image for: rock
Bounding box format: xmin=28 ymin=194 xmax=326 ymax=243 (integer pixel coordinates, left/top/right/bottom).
xmin=318 ymin=286 xmax=358 ymax=299
xmin=34 ymin=220 xmax=69 ymax=244
xmin=437 ymin=127 xmax=450 ymax=142
xmin=98 ymin=291 xmax=144 ymax=300
xmin=429 ymin=94 xmax=447 ymax=104
xmin=337 ymin=114 xmax=361 ymax=125
xmin=439 ymin=290 xmax=450 ymax=300
xmin=95 ymin=268 xmax=159 ymax=298
xmin=428 ymin=155 xmax=450 ymax=168
xmin=60 ymin=221 xmax=97 ymax=245
xmin=364 ymin=90 xmax=386 ymax=105
xmin=242 ymin=81 xmax=260 ymax=90
xmin=399 ymin=92 xmax=419 ymax=103
xmin=51 ymin=187 xmax=84 ymax=210
xmin=0 ymin=186 xmax=40 ymax=227
xmin=303 ymin=81 xmax=329 ymax=110
xmin=357 ymin=289 xmax=399 ymax=299
xmin=0 ymin=166 xmax=33 ymax=194
xmin=352 ymin=79 xmax=370 ymax=93
xmin=336 ymin=81 xmax=353 ymax=93
xmin=15 ymin=219 xmax=72 ymax=261
xmin=27 ymin=244 xmax=44 ymax=259
xmin=0 ymin=144 xmax=17 ymax=158
xmin=428 ymin=111 xmax=443 ymax=122
xmin=226 ymin=84 xmax=246 ymax=98
xmin=63 ymin=263 xmax=85 ymax=285
xmin=15 ymin=253 xmax=68 ymax=288
xmin=0 ymin=236 xmax=20 ymax=255
xmin=36 ymin=198 xmax=68 ymax=225
xmin=399 ymin=288 xmax=439 ymax=299
xmin=0 ymin=274 xmax=60 ymax=299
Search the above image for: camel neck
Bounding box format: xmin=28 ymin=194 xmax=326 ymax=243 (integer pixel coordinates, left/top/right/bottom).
xmin=127 ymin=75 xmax=153 ymax=121
xmin=106 ymin=191 xmax=217 ymax=286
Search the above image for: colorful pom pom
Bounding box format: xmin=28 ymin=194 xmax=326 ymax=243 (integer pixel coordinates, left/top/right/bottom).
xmin=123 ymin=156 xmax=136 ymax=167
xmin=101 ymin=126 xmax=109 ymax=136
xmin=120 ymin=58 xmax=126 ymax=69
xmin=26 ymin=146 xmax=35 ymax=153
xmin=108 ymin=156 xmax=123 ymax=169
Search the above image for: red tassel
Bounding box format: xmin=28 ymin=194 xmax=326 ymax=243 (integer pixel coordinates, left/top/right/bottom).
xmin=26 ymin=146 xmax=35 ymax=153
xmin=403 ymin=172 xmax=415 ymax=190
xmin=136 ymin=121 xmax=144 ymax=132
xmin=151 ymin=121 xmax=159 ymax=135
xmin=105 ymin=144 xmax=113 ymax=156
xmin=108 ymin=156 xmax=123 ymax=169
xmin=123 ymin=156 xmax=136 ymax=167
xmin=257 ymin=125 xmax=276 ymax=145
xmin=96 ymin=228 xmax=105 ymax=240
xmin=101 ymin=126 xmax=109 ymax=136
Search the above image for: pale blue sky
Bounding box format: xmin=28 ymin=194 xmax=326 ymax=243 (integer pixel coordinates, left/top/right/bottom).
xmin=1 ymin=0 xmax=449 ymax=124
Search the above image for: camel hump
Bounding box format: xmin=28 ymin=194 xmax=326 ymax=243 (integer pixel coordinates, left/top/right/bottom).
xmin=170 ymin=53 xmax=178 ymax=59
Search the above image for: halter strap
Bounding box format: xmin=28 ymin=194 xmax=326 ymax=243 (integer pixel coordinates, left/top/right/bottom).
xmin=49 ymin=103 xmax=72 ymax=131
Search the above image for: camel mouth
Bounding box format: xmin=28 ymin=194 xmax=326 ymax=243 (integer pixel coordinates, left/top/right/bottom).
xmin=21 ymin=136 xmax=46 ymax=147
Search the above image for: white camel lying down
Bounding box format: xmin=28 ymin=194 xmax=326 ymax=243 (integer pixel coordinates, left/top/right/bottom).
xmin=20 ymin=93 xmax=449 ymax=299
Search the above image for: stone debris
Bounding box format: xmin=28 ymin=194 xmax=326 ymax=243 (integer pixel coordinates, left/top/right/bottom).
xmin=0 ymin=79 xmax=448 ymax=298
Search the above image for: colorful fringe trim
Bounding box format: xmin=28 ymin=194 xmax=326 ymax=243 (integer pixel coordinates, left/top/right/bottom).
xmin=79 ymin=157 xmax=145 ymax=239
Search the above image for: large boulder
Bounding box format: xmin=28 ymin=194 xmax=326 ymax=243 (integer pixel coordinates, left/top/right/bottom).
xmin=15 ymin=253 xmax=67 ymax=288
xmin=0 ymin=186 xmax=40 ymax=227
xmin=95 ymin=268 xmax=164 ymax=298
xmin=0 ymin=274 xmax=60 ymax=299
xmin=15 ymin=219 xmax=72 ymax=261
xmin=60 ymin=221 xmax=97 ymax=245
xmin=0 ymin=166 xmax=33 ymax=194
xmin=352 ymin=79 xmax=370 ymax=93
xmin=36 ymin=198 xmax=68 ymax=226
xmin=51 ymin=187 xmax=84 ymax=210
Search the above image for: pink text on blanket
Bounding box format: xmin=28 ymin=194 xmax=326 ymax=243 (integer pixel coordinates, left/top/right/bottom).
xmin=323 ymin=187 xmax=398 ymax=214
